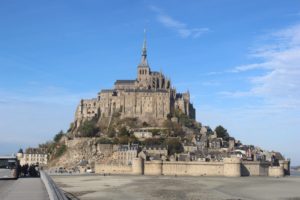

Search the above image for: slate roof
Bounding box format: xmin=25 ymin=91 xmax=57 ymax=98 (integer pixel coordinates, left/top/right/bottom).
xmin=115 ymin=80 xmax=136 ymax=84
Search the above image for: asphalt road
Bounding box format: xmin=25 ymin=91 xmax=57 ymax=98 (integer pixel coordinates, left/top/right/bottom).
xmin=0 ymin=179 xmax=16 ymax=197
xmin=0 ymin=178 xmax=49 ymax=200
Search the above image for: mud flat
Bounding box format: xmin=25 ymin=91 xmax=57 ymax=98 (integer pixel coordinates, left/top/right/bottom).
xmin=52 ymin=175 xmax=300 ymax=200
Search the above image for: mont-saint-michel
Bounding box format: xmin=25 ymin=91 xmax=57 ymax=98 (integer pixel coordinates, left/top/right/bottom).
xmin=34 ymin=36 xmax=289 ymax=179
xmin=74 ymin=38 xmax=195 ymax=129
xmin=1 ymin=1 xmax=300 ymax=200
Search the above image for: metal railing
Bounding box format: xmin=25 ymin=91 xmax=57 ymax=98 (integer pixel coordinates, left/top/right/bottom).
xmin=40 ymin=171 xmax=68 ymax=200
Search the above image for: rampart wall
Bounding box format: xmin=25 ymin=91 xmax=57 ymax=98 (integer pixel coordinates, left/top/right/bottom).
xmin=95 ymin=164 xmax=132 ymax=174
xmin=161 ymin=161 xmax=224 ymax=176
xmin=95 ymin=158 xmax=289 ymax=177
xmin=241 ymin=161 xmax=269 ymax=176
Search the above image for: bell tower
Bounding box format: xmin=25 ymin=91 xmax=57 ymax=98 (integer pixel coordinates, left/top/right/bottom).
xmin=137 ymin=30 xmax=151 ymax=88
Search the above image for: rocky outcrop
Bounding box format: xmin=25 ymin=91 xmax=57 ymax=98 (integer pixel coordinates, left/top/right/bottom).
xmin=48 ymin=138 xmax=115 ymax=169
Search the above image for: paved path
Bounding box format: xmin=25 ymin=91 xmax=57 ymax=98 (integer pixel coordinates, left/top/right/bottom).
xmin=0 ymin=177 xmax=49 ymax=200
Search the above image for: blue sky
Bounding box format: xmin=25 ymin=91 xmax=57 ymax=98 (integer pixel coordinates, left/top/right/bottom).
xmin=0 ymin=0 xmax=299 ymax=165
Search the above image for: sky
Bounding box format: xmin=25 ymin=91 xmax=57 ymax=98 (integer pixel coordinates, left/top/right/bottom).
xmin=0 ymin=0 xmax=299 ymax=165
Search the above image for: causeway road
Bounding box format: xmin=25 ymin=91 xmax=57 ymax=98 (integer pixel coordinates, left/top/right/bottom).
xmin=0 ymin=177 xmax=49 ymax=200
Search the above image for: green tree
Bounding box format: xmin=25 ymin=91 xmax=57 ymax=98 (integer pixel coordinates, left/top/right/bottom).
xmin=174 ymin=109 xmax=194 ymax=128
xmin=143 ymin=138 xmax=165 ymax=146
xmin=119 ymin=127 xmax=130 ymax=137
xmin=97 ymin=137 xmax=113 ymax=144
xmin=166 ymin=138 xmax=184 ymax=155
xmin=215 ymin=125 xmax=229 ymax=141
xmin=79 ymin=118 xmax=99 ymax=137
xmin=67 ymin=123 xmax=74 ymax=132
xmin=54 ymin=130 xmax=65 ymax=143
xmin=142 ymin=121 xmax=149 ymax=127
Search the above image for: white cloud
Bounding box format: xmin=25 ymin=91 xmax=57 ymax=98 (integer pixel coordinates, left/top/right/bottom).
xmin=227 ymin=24 xmax=300 ymax=109
xmin=149 ymin=5 xmax=209 ymax=38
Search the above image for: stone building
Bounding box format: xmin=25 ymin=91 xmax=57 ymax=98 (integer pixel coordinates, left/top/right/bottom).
xmin=114 ymin=144 xmax=139 ymax=165
xmin=133 ymin=130 xmax=153 ymax=140
xmin=74 ymin=36 xmax=195 ymax=128
xmin=17 ymin=148 xmax=48 ymax=166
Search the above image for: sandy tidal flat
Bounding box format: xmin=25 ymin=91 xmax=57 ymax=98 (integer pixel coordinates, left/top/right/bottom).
xmin=52 ymin=175 xmax=300 ymax=200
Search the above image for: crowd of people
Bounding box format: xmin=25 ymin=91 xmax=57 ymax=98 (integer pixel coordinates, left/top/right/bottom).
xmin=19 ymin=164 xmax=40 ymax=177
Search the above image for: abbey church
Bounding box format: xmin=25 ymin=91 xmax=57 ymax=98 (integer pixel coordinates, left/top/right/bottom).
xmin=74 ymin=37 xmax=195 ymax=127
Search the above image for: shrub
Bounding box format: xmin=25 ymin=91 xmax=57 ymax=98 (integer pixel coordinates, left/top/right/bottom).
xmin=143 ymin=138 xmax=165 ymax=146
xmin=142 ymin=121 xmax=149 ymax=127
xmin=97 ymin=137 xmax=113 ymax=144
xmin=67 ymin=123 xmax=74 ymax=132
xmin=119 ymin=127 xmax=130 ymax=137
xmin=54 ymin=130 xmax=65 ymax=143
xmin=78 ymin=118 xmax=99 ymax=137
xmin=175 ymin=109 xmax=194 ymax=128
xmin=166 ymin=138 xmax=184 ymax=155
xmin=54 ymin=144 xmax=67 ymax=158
xmin=215 ymin=125 xmax=229 ymax=141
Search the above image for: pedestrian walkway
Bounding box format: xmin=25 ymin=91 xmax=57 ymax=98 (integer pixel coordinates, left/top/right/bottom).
xmin=1 ymin=177 xmax=49 ymax=200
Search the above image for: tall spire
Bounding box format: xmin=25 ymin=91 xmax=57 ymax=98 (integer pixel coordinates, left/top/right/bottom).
xmin=138 ymin=29 xmax=149 ymax=68
xmin=142 ymin=29 xmax=147 ymax=56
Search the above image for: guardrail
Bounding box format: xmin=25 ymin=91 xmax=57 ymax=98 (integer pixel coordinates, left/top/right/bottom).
xmin=40 ymin=171 xmax=68 ymax=200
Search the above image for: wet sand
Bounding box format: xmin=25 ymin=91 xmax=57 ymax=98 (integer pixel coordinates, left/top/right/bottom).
xmin=52 ymin=175 xmax=300 ymax=200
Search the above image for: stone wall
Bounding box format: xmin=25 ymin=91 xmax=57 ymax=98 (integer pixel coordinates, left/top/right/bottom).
xmin=95 ymin=159 xmax=288 ymax=177
xmin=95 ymin=164 xmax=132 ymax=174
xmin=269 ymin=166 xmax=284 ymax=177
xmin=241 ymin=161 xmax=269 ymax=176
xmin=161 ymin=161 xmax=224 ymax=176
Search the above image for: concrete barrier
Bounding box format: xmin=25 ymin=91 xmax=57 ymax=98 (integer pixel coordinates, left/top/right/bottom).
xmin=40 ymin=171 xmax=68 ymax=200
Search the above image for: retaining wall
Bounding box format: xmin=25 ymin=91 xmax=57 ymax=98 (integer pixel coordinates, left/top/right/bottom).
xmin=95 ymin=159 xmax=288 ymax=177
xmin=241 ymin=161 xmax=270 ymax=176
xmin=95 ymin=164 xmax=132 ymax=174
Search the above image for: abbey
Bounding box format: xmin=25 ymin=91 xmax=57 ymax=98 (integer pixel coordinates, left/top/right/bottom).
xmin=74 ymin=37 xmax=195 ymax=127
